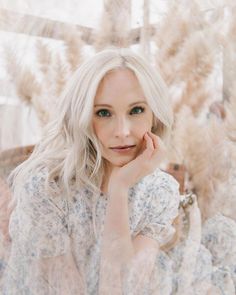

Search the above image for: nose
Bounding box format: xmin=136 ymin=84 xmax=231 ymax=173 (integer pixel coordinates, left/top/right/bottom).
xmin=114 ymin=117 xmax=131 ymax=138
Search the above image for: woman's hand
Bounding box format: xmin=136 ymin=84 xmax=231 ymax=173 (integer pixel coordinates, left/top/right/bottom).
xmin=108 ymin=132 xmax=167 ymax=192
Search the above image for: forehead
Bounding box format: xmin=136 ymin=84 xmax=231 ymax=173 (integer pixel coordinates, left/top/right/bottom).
xmin=94 ymin=68 xmax=145 ymax=103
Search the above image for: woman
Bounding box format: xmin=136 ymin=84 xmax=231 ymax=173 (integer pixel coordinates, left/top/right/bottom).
xmin=0 ymin=48 xmax=180 ymax=294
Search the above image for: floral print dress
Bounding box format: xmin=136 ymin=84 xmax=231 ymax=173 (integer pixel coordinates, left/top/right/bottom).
xmin=0 ymin=166 xmax=235 ymax=294
xmin=0 ymin=167 xmax=179 ymax=294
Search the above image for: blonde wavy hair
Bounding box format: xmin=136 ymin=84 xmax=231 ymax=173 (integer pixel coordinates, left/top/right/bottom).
xmin=9 ymin=47 xmax=174 ymax=235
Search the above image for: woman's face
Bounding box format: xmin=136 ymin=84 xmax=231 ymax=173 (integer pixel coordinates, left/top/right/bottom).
xmin=93 ymin=68 xmax=153 ymax=169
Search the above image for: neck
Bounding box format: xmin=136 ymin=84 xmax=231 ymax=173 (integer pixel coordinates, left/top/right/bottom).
xmin=101 ymin=161 xmax=113 ymax=195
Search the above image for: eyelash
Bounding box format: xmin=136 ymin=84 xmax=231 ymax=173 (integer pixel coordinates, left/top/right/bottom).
xmin=95 ymin=106 xmax=145 ymax=117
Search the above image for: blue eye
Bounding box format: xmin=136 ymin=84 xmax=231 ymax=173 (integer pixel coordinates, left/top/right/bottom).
xmin=130 ymin=106 xmax=145 ymax=115
xmin=96 ymin=109 xmax=111 ymax=117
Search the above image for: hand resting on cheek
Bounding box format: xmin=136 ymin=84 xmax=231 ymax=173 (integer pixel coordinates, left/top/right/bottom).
xmin=108 ymin=131 xmax=167 ymax=192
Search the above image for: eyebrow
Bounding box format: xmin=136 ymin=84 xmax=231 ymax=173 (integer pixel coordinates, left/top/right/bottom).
xmin=94 ymin=101 xmax=148 ymax=108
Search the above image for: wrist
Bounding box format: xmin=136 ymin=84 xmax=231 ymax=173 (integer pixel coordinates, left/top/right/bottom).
xmin=108 ymin=181 xmax=129 ymax=195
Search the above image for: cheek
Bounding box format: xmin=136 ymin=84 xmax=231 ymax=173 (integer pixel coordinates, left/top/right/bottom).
xmin=93 ymin=120 xmax=109 ymax=144
xmin=133 ymin=119 xmax=152 ymax=135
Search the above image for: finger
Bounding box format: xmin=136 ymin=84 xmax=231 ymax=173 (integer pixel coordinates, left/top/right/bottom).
xmin=140 ymin=133 xmax=154 ymax=161
xmin=149 ymin=132 xmax=166 ymax=153
xmin=144 ymin=132 xmax=154 ymax=151
xmin=147 ymin=133 xmax=167 ymax=165
xmin=147 ymin=131 xmax=159 ymax=149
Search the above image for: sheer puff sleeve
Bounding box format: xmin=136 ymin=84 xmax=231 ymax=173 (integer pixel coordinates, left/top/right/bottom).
xmin=139 ymin=169 xmax=180 ymax=248
xmin=0 ymin=168 xmax=86 ymax=295
xmin=8 ymin=168 xmax=70 ymax=258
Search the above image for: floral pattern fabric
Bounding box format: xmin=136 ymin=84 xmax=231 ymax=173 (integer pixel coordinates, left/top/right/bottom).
xmin=0 ymin=167 xmax=180 ymax=294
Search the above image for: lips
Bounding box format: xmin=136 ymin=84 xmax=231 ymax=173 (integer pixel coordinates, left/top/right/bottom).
xmin=110 ymin=145 xmax=136 ymax=149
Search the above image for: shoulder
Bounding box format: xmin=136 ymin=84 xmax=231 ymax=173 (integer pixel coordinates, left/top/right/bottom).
xmin=136 ymin=167 xmax=180 ymax=196
xmin=22 ymin=166 xmax=49 ymax=197
xmin=16 ymin=166 xmax=58 ymax=206
xmin=14 ymin=166 xmax=69 ymax=217
xmin=129 ymin=168 xmax=180 ymax=214
xmin=137 ymin=168 xmax=180 ymax=215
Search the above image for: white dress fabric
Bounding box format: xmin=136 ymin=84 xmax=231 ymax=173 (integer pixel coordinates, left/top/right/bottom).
xmin=0 ymin=167 xmax=179 ymax=294
xmin=0 ymin=166 xmax=235 ymax=294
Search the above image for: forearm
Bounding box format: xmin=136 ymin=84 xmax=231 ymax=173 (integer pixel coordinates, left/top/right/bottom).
xmin=99 ymin=187 xmax=157 ymax=294
xmin=101 ymin=186 xmax=134 ymax=262
xmin=99 ymin=187 xmax=133 ymax=294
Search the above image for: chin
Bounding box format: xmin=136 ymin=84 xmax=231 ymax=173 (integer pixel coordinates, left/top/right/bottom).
xmin=110 ymin=158 xmax=133 ymax=167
